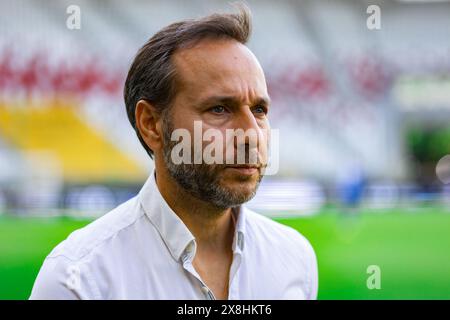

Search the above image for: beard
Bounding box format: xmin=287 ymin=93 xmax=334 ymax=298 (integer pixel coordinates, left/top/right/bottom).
xmin=161 ymin=115 xmax=264 ymax=210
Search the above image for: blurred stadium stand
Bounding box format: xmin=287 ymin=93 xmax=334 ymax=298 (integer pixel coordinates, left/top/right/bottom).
xmin=0 ymin=103 xmax=145 ymax=182
xmin=0 ymin=0 xmax=449 ymax=216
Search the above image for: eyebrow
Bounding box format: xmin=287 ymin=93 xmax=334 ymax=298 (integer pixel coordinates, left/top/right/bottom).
xmin=199 ymin=95 xmax=271 ymax=108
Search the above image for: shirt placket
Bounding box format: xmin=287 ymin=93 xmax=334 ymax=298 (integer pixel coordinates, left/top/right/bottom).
xmin=227 ymin=232 xmax=244 ymax=300
xmin=181 ymin=241 xmax=216 ymax=300
xmin=180 ymin=236 xmax=244 ymax=300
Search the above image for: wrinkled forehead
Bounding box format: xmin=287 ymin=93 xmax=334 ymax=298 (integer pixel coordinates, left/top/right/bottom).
xmin=172 ymin=39 xmax=268 ymax=101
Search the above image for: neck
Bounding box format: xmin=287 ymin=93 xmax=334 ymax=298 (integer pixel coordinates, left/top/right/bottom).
xmin=154 ymin=162 xmax=236 ymax=250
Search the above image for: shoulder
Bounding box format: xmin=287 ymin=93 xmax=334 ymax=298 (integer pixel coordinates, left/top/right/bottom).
xmin=30 ymin=196 xmax=148 ymax=299
xmin=243 ymin=207 xmax=319 ymax=299
xmin=48 ymin=195 xmax=144 ymax=262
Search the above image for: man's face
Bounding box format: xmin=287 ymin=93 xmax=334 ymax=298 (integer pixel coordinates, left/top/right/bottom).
xmin=162 ymin=39 xmax=270 ymax=209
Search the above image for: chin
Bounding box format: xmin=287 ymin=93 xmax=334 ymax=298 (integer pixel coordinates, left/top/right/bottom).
xmin=223 ymin=179 xmax=258 ymax=198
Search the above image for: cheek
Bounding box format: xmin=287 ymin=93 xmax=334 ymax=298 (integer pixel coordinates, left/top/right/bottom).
xmin=260 ymin=119 xmax=271 ymax=140
xmin=172 ymin=112 xmax=196 ymax=131
xmin=258 ymin=117 xmax=270 ymax=130
xmin=263 ymin=129 xmax=270 ymax=146
xmin=256 ymin=128 xmax=271 ymax=164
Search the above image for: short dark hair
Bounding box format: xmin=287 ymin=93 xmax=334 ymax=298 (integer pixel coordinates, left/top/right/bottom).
xmin=124 ymin=4 xmax=252 ymax=158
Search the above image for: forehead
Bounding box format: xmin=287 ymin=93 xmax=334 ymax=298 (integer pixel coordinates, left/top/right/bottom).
xmin=172 ymin=39 xmax=268 ymax=101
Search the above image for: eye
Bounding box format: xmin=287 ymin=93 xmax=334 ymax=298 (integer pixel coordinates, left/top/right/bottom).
xmin=210 ymin=105 xmax=227 ymax=114
xmin=253 ymin=105 xmax=267 ymax=115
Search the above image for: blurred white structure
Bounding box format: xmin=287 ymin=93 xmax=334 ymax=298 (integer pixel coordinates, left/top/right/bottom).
xmin=1 ymin=0 xmax=450 ymax=214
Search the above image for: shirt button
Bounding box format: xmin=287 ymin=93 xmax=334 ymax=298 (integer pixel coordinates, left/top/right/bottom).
xmin=186 ymin=242 xmax=195 ymax=254
xmin=237 ymin=233 xmax=244 ymax=250
xmin=201 ymin=286 xmax=209 ymax=294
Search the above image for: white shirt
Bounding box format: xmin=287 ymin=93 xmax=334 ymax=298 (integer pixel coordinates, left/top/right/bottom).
xmin=30 ymin=171 xmax=318 ymax=300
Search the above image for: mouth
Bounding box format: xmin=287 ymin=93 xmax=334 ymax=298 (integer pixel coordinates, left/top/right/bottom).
xmin=225 ymin=164 xmax=259 ymax=175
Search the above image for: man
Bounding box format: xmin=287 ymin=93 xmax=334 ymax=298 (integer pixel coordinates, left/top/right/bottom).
xmin=30 ymin=6 xmax=318 ymax=300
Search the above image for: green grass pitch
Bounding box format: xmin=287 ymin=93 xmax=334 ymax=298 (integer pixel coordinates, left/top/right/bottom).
xmin=1 ymin=207 xmax=449 ymax=299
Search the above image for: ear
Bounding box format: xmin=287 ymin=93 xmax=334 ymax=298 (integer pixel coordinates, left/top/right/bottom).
xmin=135 ymin=99 xmax=163 ymax=155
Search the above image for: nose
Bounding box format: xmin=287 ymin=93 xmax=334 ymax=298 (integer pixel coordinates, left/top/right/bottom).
xmin=233 ymin=108 xmax=260 ymax=141
xmin=237 ymin=109 xmax=258 ymax=132
xmin=230 ymin=108 xmax=264 ymax=164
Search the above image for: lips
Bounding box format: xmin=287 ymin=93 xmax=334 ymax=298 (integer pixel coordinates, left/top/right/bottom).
xmin=226 ymin=165 xmax=259 ymax=175
xmin=227 ymin=164 xmax=259 ymax=168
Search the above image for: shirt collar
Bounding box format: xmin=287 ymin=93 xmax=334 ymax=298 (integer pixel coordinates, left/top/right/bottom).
xmin=138 ymin=170 xmax=247 ymax=262
xmin=139 ymin=170 xmax=195 ymax=262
